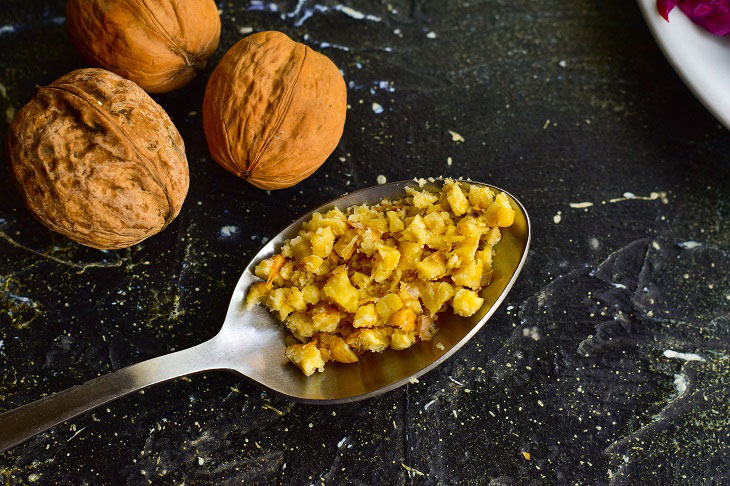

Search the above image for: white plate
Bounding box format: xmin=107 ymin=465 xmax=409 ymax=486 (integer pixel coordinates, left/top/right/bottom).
xmin=638 ymin=0 xmax=730 ymax=128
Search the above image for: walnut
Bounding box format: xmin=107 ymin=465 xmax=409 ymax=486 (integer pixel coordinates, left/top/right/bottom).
xmin=202 ymin=31 xmax=347 ymax=190
xmin=6 ymin=68 xmax=189 ymax=250
xmin=66 ymin=0 xmax=221 ymax=94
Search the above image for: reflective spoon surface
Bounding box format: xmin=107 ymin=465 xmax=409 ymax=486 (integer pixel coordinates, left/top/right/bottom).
xmin=0 ymin=179 xmax=530 ymax=453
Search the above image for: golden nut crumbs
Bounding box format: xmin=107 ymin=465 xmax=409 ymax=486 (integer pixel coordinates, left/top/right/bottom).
xmin=246 ymin=179 xmax=516 ymax=376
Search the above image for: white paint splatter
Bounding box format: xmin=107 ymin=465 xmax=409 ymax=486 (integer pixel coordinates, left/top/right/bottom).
xmin=448 ymin=130 xmax=465 ymax=143
xmin=678 ymin=241 xmax=702 ymax=249
xmin=376 ymin=174 xmax=387 ymax=184
xmin=663 ymin=349 xmax=705 ymax=362
xmin=569 ymin=202 xmax=593 ymax=209
xmin=371 ymin=102 xmax=384 ymax=114
xmin=219 ymin=225 xmax=238 ymax=238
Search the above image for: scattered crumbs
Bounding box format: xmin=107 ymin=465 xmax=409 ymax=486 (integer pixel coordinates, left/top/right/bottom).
xmin=608 ymin=191 xmax=668 ymax=204
xmin=219 ymin=225 xmax=238 ymax=238
xmin=559 ymin=59 xmax=567 ymax=67
xmin=663 ymin=349 xmax=705 ymax=362
xmin=678 ymin=241 xmax=702 ymax=249
xmin=409 ymin=376 xmax=420 ymax=384
xmin=522 ymin=451 xmax=531 ymax=460
xmin=197 ymin=457 xmax=205 ymax=466
xmin=262 ymin=403 xmax=284 ymax=415
xmin=543 ymin=119 xmax=550 ymax=129
xmin=424 ymin=399 xmax=437 ymax=410
xmin=426 ymin=31 xmax=437 ymax=39
xmin=435 ymin=342 xmax=445 ymax=351
xmin=376 ymin=174 xmax=387 ymax=184
xmin=448 ymin=376 xmax=464 ymax=387
xmin=239 ymin=26 xmax=254 ymax=35
xmin=401 ymin=464 xmax=425 ymax=477
xmin=553 ymin=211 xmax=562 ymax=224
xmin=569 ymin=201 xmax=593 ymax=209
xmin=447 ymin=157 xmax=453 ymax=166
xmin=371 ymin=102 xmax=384 ymax=114
xmin=448 ymin=130 xmax=465 ymax=143
xmin=523 ymin=326 xmax=541 ymax=341
xmin=337 ymin=437 xmax=347 ymax=448
xmin=334 ymin=5 xmax=381 ymax=22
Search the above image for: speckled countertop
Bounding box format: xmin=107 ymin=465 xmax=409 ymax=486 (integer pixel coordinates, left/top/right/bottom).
xmin=1 ymin=1 xmax=729 ymax=484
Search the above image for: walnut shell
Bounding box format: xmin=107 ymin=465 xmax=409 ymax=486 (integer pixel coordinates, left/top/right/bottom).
xmin=6 ymin=68 xmax=189 ymax=250
xmin=66 ymin=0 xmax=221 ymax=94
xmin=202 ymin=31 xmax=347 ymax=190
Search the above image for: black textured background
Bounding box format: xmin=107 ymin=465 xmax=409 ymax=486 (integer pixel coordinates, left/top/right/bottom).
xmin=1 ymin=1 xmax=729 ymax=484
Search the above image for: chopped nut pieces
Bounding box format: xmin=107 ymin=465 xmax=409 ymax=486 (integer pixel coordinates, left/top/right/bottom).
xmin=246 ymin=179 xmax=516 ymax=375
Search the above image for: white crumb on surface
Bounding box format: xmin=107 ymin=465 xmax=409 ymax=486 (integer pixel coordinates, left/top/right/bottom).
xmin=371 ymin=102 xmax=384 ymax=114
xmin=448 ymin=130 xmax=465 ymax=142
xmin=239 ymin=26 xmax=254 ymax=34
xmin=663 ymin=349 xmax=705 ymax=362
xmin=219 ymin=225 xmax=239 ymax=237
xmin=376 ymin=174 xmax=387 ymax=184
xmin=522 ymin=326 xmax=541 ymax=341
xmin=447 ymin=157 xmax=453 ymax=166
xmin=426 ymin=31 xmax=437 ymax=39
xmin=553 ymin=211 xmax=562 ymax=224
xmin=424 ymin=399 xmax=436 ymax=410
xmin=673 ymin=374 xmax=687 ymax=397
xmin=678 ymin=241 xmax=702 ymax=249
xmin=569 ymin=202 xmax=593 ymax=209
xmin=436 ymin=342 xmax=445 ymax=350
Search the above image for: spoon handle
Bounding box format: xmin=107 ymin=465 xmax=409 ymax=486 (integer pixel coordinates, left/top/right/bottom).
xmin=0 ymin=338 xmax=218 ymax=453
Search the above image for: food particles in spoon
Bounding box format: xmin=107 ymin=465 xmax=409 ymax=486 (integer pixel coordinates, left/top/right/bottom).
xmin=245 ymin=179 xmax=516 ymax=375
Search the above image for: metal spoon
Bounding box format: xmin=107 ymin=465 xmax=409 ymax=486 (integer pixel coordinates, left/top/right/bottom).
xmin=0 ymin=179 xmax=530 ymax=452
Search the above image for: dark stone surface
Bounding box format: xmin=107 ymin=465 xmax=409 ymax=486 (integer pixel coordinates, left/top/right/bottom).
xmin=1 ymin=0 xmax=729 ymax=484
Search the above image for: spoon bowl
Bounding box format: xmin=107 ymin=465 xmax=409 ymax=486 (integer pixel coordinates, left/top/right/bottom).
xmin=0 ymin=179 xmax=530 ymax=451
